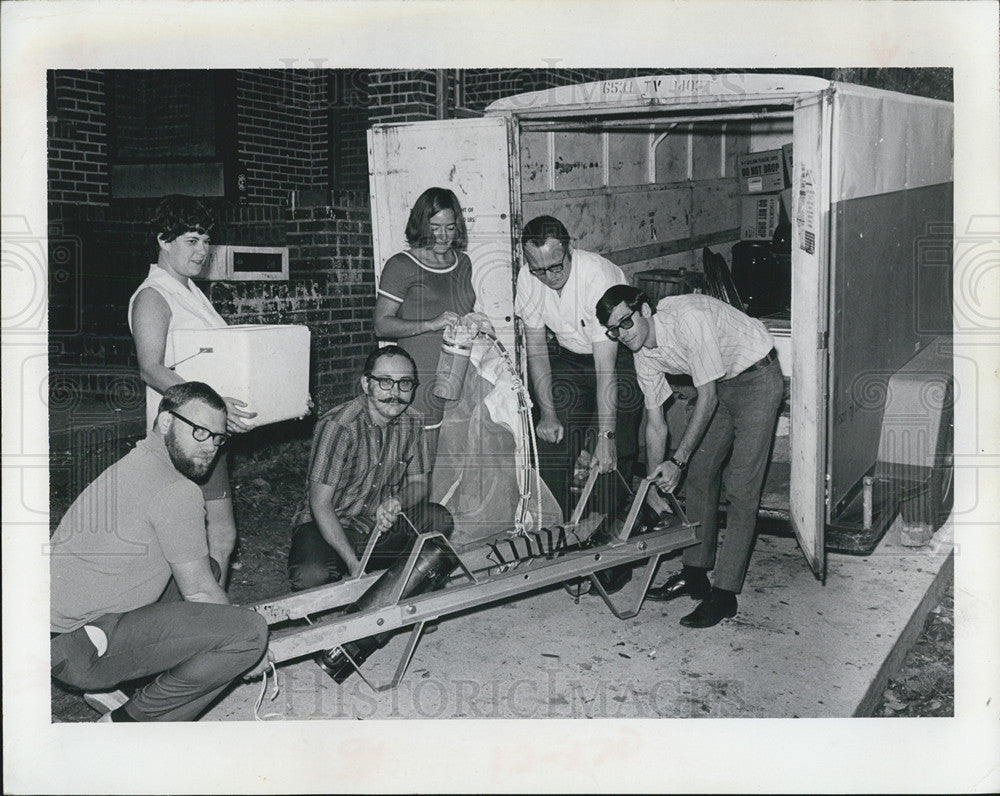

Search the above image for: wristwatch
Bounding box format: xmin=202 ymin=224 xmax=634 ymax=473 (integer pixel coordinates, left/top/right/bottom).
xmin=668 ymin=455 xmax=687 ymax=470
xmin=597 ymin=430 xmax=616 ymax=440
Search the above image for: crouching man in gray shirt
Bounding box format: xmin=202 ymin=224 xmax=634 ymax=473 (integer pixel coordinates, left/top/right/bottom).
xmin=50 ymin=382 xmax=269 ymax=721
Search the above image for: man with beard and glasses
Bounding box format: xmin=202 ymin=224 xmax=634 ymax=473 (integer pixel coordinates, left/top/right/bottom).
xmin=49 ymin=382 xmax=269 ymax=721
xmin=286 ymin=345 xmax=456 ymax=680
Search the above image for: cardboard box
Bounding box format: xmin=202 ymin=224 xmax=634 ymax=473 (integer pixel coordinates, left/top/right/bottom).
xmin=172 ymin=324 xmax=311 ymax=427
xmin=737 ymin=148 xmax=789 ymax=194
xmin=779 ymin=186 xmax=793 ymax=219
xmin=740 ymin=195 xmax=782 ymax=240
xmin=781 ymin=143 xmax=793 ymax=183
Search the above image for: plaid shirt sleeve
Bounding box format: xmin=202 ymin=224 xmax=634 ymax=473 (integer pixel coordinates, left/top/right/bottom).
xmin=404 ymin=420 xmax=430 ymax=480
xmin=308 ymin=415 xmax=353 ymax=488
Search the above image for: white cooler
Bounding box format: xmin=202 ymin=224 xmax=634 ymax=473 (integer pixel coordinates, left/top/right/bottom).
xmin=171 ymin=324 xmax=311 ymax=428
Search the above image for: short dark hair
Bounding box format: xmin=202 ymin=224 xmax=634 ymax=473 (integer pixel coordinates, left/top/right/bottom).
xmin=596 ymin=284 xmax=652 ymax=326
xmin=152 ymin=195 xmax=216 ymax=243
xmin=521 ymin=215 xmax=570 ymax=251
xmin=157 ymin=382 xmax=227 ymax=417
xmin=363 ymin=344 xmax=417 ymax=376
xmin=405 ymin=187 xmax=468 ymax=251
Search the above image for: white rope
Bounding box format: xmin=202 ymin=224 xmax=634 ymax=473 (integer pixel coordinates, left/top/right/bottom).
xmin=481 ymin=332 xmax=541 ymax=536
xmin=252 ymin=661 xmax=281 ymax=721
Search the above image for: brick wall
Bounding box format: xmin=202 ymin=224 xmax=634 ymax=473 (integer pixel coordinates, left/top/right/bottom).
xmin=48 ymin=203 xmax=150 ymax=365
xmin=207 ymin=193 xmax=375 ymax=409
xmin=282 ymin=193 xmax=375 ymax=406
xmin=368 ymin=69 xmax=632 ymax=122
xmin=459 ymin=68 xmax=610 ymax=114
xmin=45 ymin=68 xmax=655 ymax=414
xmin=367 ymin=70 xmax=439 ymax=124
xmin=48 ymin=194 xmax=370 ymax=412
xmin=333 ymin=70 xmax=371 ymax=192
xmin=47 ymin=70 xmax=109 ymax=205
xmin=48 ymin=200 xmax=286 ymax=379
xmin=236 ymin=69 xmax=329 ymax=205
xmin=336 ymin=102 xmax=371 ymax=191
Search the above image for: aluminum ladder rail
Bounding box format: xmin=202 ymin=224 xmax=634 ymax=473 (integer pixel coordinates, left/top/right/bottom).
xmin=250 ymin=475 xmax=698 ymax=690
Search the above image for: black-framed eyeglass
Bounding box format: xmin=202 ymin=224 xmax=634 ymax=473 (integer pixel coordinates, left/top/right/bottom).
xmin=169 ymin=411 xmax=230 ymax=447
xmin=604 ymin=310 xmax=637 ymax=340
xmin=527 ymin=247 xmax=568 ymax=278
xmin=366 ymin=373 xmax=418 ymax=392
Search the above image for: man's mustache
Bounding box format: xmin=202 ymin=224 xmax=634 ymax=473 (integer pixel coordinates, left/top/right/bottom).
xmin=378 ymin=397 xmax=409 ymax=405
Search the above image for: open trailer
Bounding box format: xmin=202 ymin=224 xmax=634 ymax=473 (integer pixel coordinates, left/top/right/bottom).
xmin=367 ymin=72 xmax=955 ymax=582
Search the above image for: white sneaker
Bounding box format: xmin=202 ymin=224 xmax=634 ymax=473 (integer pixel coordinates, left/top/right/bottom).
xmin=83 ymin=689 xmax=129 ymax=715
xmin=96 ymin=712 xmax=114 ymax=723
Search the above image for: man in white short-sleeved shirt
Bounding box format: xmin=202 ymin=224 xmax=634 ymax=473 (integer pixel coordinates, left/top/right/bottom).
xmin=514 ymin=216 xmax=642 ymax=533
xmin=597 ymin=285 xmax=783 ymax=628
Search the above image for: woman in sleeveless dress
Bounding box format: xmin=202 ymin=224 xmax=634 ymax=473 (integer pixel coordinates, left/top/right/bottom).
xmin=128 ymin=195 xmax=256 ymax=587
xmin=374 ymin=187 xmax=479 ymax=461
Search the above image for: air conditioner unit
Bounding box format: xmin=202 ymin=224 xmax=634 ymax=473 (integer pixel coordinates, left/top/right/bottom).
xmin=203 ymin=245 xmax=289 ymax=281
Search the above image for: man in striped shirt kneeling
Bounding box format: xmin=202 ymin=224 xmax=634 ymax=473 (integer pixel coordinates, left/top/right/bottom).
xmin=287 ymin=346 xmax=457 ymax=679
xmin=288 ymin=345 xmax=454 ymax=590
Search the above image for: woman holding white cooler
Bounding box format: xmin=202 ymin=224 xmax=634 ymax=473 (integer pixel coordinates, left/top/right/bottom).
xmin=128 ymin=195 xmax=256 ymax=586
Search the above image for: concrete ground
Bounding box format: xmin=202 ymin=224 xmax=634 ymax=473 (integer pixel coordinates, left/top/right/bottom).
xmin=205 ymin=516 xmax=954 ymax=721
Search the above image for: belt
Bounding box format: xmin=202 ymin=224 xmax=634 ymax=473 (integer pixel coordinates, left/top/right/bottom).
xmin=549 ymin=340 xmax=595 ymax=364
xmin=723 ymin=348 xmax=777 ymax=381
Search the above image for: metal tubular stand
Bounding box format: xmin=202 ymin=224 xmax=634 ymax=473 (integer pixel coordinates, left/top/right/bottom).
xmin=250 ymin=477 xmax=698 ymax=691
xmin=589 ymin=479 xmax=690 ymax=619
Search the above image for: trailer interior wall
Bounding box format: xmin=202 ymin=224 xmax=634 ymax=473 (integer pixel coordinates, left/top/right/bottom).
xmin=518 ymin=118 xmax=793 ymax=281
xmin=516 ymin=115 xmax=799 ymax=537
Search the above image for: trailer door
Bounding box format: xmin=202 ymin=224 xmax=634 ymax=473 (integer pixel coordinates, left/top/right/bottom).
xmin=789 ymin=89 xmax=834 ymax=579
xmin=368 ymin=117 xmax=517 ymax=353
xmin=825 ymin=85 xmax=953 ymax=522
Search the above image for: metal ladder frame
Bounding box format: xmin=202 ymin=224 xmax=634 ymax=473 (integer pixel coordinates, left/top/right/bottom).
xmin=250 ymin=473 xmax=697 ymax=691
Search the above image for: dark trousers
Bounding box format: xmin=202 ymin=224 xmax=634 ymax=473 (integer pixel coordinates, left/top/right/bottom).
xmin=287 ymin=502 xmax=455 ymax=591
xmin=682 ymin=359 xmax=783 ymax=593
xmin=532 ymin=343 xmax=642 ymax=520
xmin=50 ymin=561 xmax=268 ymax=721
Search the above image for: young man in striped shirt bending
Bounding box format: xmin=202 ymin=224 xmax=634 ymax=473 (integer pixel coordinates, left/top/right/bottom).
xmin=597 ymin=286 xmax=783 ymax=628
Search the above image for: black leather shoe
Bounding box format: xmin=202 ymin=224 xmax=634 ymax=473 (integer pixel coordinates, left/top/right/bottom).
xmin=315 ymin=646 xmax=365 ymax=683
xmin=315 ymin=649 xmax=347 ymax=681
xmin=646 ymin=570 xmax=711 ymax=602
xmin=679 ymin=589 xmax=738 ymax=628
